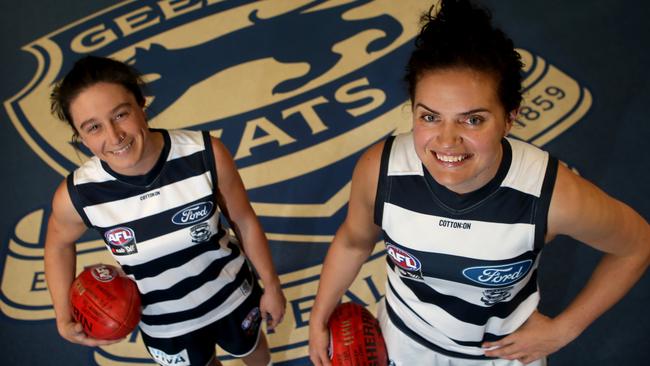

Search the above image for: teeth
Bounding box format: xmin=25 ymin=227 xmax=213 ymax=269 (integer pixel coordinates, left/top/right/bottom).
xmin=113 ymin=142 xmax=132 ymax=155
xmin=436 ymin=153 xmax=466 ymax=162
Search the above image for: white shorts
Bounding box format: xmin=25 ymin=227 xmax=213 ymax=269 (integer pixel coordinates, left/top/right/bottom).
xmin=377 ymin=301 xmax=546 ymax=366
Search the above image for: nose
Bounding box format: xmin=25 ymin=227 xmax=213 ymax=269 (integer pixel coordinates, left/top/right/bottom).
xmin=106 ymin=123 xmax=125 ymax=145
xmin=436 ymin=121 xmax=461 ymax=147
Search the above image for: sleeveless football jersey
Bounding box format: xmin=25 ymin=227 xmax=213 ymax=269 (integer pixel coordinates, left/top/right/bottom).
xmin=374 ymin=132 xmax=557 ymax=359
xmin=68 ymin=129 xmax=254 ymax=338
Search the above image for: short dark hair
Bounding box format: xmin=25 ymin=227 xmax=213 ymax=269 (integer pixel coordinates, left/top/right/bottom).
xmin=50 ymin=56 xmax=147 ymax=134
xmin=405 ymin=0 xmax=524 ymax=113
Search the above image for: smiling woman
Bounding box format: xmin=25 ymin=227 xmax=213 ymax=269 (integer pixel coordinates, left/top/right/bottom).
xmin=44 ymin=56 xmax=286 ymax=366
xmin=412 ymin=68 xmax=512 ymax=194
xmin=68 ymin=82 xmax=162 ymax=176
xmin=308 ymin=1 xmax=650 ymax=366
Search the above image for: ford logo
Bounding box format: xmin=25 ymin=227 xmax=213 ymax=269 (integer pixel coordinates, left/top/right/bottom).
xmin=171 ymin=202 xmax=214 ymax=225
xmin=462 ymin=260 xmax=533 ymax=287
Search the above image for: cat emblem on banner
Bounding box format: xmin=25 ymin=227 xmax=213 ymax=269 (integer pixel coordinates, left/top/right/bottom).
xmin=2 ymin=0 xmax=591 ymax=364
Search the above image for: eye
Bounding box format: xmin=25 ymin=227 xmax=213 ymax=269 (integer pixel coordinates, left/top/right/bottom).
xmin=464 ymin=115 xmax=484 ymax=126
xmin=420 ymin=113 xmax=439 ymax=123
xmin=84 ymin=122 xmax=100 ymax=134
xmin=114 ymin=111 xmax=129 ymax=121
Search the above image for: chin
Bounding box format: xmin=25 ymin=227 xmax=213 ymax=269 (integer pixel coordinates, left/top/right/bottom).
xmin=431 ymin=172 xmax=473 ymax=191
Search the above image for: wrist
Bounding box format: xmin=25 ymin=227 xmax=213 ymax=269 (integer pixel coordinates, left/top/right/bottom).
xmin=552 ymin=314 xmax=584 ymax=343
xmin=261 ymin=277 xmax=282 ymax=291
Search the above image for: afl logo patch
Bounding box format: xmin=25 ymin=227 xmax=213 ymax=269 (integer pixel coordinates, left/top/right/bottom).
xmin=386 ymin=244 xmax=421 ymax=271
xmin=104 ymin=227 xmax=138 ymax=256
xmin=105 ymin=227 xmax=135 ymax=246
xmin=172 ymin=201 xmax=214 ymax=225
xmin=90 ymin=264 xmax=118 ymax=283
xmin=462 ymin=260 xmax=533 ymax=287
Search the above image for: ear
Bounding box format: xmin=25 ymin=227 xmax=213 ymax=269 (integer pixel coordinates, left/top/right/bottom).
xmin=504 ymin=109 xmax=518 ymax=136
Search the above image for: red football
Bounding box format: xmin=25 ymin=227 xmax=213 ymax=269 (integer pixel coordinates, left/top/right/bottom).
xmin=328 ymin=302 xmax=388 ymax=366
xmin=69 ymin=263 xmax=141 ymax=340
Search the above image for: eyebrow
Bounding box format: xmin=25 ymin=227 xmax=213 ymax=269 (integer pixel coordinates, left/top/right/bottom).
xmin=78 ymin=102 xmax=132 ymax=130
xmin=415 ymin=103 xmax=490 ymax=116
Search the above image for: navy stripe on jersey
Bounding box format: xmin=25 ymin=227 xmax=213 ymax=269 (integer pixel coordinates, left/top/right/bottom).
xmin=389 ymin=176 xmax=538 ymax=224
xmin=74 ymin=150 xmax=209 ymax=205
xmin=67 ymin=174 xmax=92 ymax=228
xmin=384 ymin=239 xmax=537 ymax=287
xmin=140 ymin=257 xmax=251 ymax=325
xmin=120 ymin=227 xmax=226 ymax=280
xmin=374 ymin=136 xmax=395 ymax=226
xmin=388 ymin=265 xmax=539 ymax=325
xmin=139 ymin=241 xmax=241 ymax=305
xmin=386 ymin=301 xmax=492 ymax=360
xmin=387 ymin=280 xmax=431 ymax=326
xmin=96 ymin=195 xmax=220 ymax=243
xmin=387 ymin=285 xmax=507 ymax=349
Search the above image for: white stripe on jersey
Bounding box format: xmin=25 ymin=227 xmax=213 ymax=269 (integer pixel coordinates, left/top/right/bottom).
xmin=387 ymin=134 xmax=423 ymax=176
xmin=386 ymin=274 xmax=539 ymax=350
xmin=382 ymin=202 xmax=535 ymax=260
xmin=502 ymin=138 xmax=548 ymax=197
xmin=73 ymin=158 xmax=117 ymax=185
xmin=141 ymin=255 xmax=246 ymax=315
xmin=135 ymin=244 xmax=234 ymax=294
xmin=397 ymin=259 xmax=539 ymax=307
xmin=167 ymin=128 xmax=208 ymax=161
xmin=139 ymin=278 xmax=250 ymax=338
xmin=112 ymin=211 xmax=222 ymax=267
xmin=82 ymin=172 xmax=214 ymax=227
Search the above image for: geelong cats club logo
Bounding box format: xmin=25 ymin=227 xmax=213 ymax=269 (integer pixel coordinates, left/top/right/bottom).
xmin=1 ymin=1 xmax=591 ymax=365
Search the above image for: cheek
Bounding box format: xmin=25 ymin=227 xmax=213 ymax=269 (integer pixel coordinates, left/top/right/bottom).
xmin=468 ymin=136 xmax=501 ymax=156
xmin=80 ymin=138 xmax=101 ymax=154
xmin=412 ymin=124 xmax=433 ymax=143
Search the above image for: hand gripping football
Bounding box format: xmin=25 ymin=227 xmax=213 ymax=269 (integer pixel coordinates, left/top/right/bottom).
xmin=69 ymin=263 xmax=141 ymax=340
xmin=328 ymin=302 xmax=388 ymax=366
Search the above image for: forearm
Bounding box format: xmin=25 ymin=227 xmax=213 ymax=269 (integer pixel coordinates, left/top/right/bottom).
xmin=234 ymin=217 xmax=280 ymax=288
xmin=310 ymin=234 xmax=375 ymax=329
xmin=554 ymin=251 xmax=649 ymax=340
xmin=547 ymin=168 xmax=650 ymax=341
xmin=44 ymin=238 xmax=77 ymax=329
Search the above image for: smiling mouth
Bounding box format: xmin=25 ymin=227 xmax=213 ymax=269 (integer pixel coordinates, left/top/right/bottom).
xmin=110 ymin=141 xmax=133 ymax=155
xmin=435 ymin=152 xmax=472 ymax=163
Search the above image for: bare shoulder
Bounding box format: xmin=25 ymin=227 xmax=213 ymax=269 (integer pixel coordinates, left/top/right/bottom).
xmin=47 ymin=179 xmax=86 ymax=244
xmin=209 ymin=136 xmax=239 ymax=181
xmin=353 ymin=140 xmax=385 ymax=180
xmin=548 ymin=163 xmax=649 ymax=254
xmin=51 ymin=180 xmax=83 ymax=226
xmin=350 ymin=140 xmax=385 ymax=201
xmin=209 ymin=136 xmax=234 ymax=165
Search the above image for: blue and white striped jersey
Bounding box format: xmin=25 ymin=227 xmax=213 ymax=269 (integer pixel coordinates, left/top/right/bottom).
xmin=375 ymin=133 xmax=557 ymax=359
xmin=68 ymin=129 xmax=253 ymax=338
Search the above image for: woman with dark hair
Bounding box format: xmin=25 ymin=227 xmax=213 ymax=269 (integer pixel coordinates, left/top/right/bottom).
xmin=308 ymin=1 xmax=649 ymax=365
xmin=45 ymin=55 xmax=285 ymax=366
